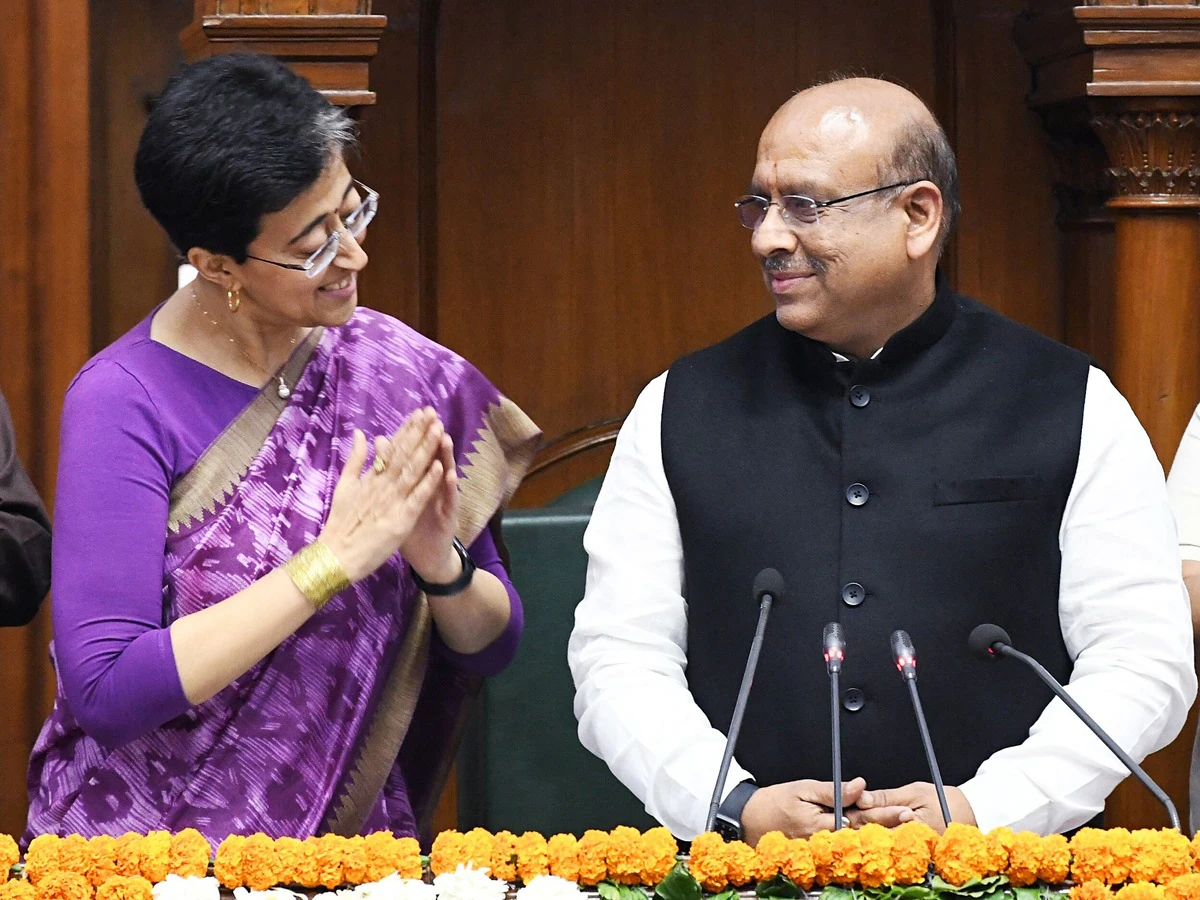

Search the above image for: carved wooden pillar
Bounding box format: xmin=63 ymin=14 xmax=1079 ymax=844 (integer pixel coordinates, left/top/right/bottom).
xmin=1022 ymin=1 xmax=1200 ymax=829
xmin=182 ymin=1 xmax=387 ymax=105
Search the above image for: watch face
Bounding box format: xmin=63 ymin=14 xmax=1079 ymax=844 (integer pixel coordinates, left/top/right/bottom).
xmin=713 ymin=816 xmax=740 ymax=841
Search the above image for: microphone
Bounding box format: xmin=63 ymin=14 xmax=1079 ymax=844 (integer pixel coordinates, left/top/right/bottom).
xmin=704 ymin=568 xmax=786 ymax=832
xmin=890 ymin=629 xmax=952 ymax=826
xmin=968 ymin=623 xmax=1181 ymax=831
xmin=823 ymin=622 xmax=846 ymax=829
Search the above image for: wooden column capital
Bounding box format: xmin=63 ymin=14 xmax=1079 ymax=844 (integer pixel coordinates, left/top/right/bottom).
xmin=1090 ymin=103 xmax=1200 ymax=208
xmin=182 ymin=1 xmax=387 ymax=106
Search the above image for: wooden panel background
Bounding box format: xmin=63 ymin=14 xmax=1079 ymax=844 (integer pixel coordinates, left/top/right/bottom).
xmin=0 ymin=0 xmax=1178 ymax=838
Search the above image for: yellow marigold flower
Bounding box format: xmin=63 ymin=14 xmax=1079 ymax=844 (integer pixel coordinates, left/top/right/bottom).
xmin=891 ymin=823 xmax=935 ymax=886
xmin=111 ymin=836 xmax=140 ymax=880
xmin=1005 ymin=831 xmax=1043 ymax=888
xmin=546 ymin=834 xmax=580 ymax=883
xmin=858 ymin=824 xmax=896 ymax=889
xmin=1131 ymin=830 xmax=1193 ymax=885
xmin=688 ymin=832 xmax=728 ymax=894
xmin=1167 ymin=874 xmax=1200 ymax=900
xmin=986 ymin=828 xmax=1013 ymax=877
xmin=430 ymin=832 xmax=469 ymax=878
xmin=463 ymin=829 xmax=494 ymax=872
xmin=394 ymin=838 xmax=422 ymax=881
xmin=86 ymin=837 xmax=117 ymax=888
xmin=1038 ymin=834 xmax=1070 ymax=884
xmin=1191 ymin=833 xmax=1200 ymax=874
xmin=1073 ymin=828 xmax=1121 ymax=886
xmin=314 ymin=834 xmax=345 ymax=890
xmin=0 ymin=833 xmax=19 ymax=875
xmin=58 ymin=836 xmax=92 ymax=878
xmin=827 ymin=829 xmax=863 ymax=886
xmin=94 ymin=876 xmax=152 ymax=900
xmin=726 ymin=840 xmax=757 ymax=888
xmin=754 ymin=832 xmax=788 ymax=882
xmin=515 ymin=832 xmax=549 ymax=885
xmin=640 ymin=828 xmax=678 ymax=885
xmin=272 ymin=837 xmax=303 ymax=887
xmin=606 ymin=827 xmax=645 ymax=886
xmin=809 ymin=831 xmax=836 ymax=887
xmin=0 ymin=882 xmax=36 ymax=900
xmin=781 ymin=838 xmax=815 ymax=890
xmin=26 ymin=835 xmax=62 ymax=887
xmin=292 ymin=839 xmax=321 ymax=889
xmin=342 ymin=836 xmax=368 ymax=886
xmin=36 ymin=873 xmax=92 ymax=900
xmin=1152 ymin=831 xmax=1195 ymax=885
xmin=362 ymin=832 xmax=396 ymax=883
xmin=934 ymin=824 xmax=992 ymax=887
xmin=137 ymin=832 xmax=171 ymax=885
xmin=577 ymin=831 xmax=609 ymax=887
xmin=1072 ymin=882 xmax=1115 ymax=900
xmin=168 ymin=829 xmax=210 ymax=880
xmin=490 ymin=831 xmax=519 ymax=883
xmin=1116 ymin=885 xmax=1166 ymax=900
xmin=241 ymin=833 xmax=281 ymax=892
xmin=214 ymin=836 xmax=246 ymax=890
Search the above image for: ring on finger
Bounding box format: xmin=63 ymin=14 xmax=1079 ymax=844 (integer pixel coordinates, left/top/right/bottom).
xmin=373 ymin=455 xmax=388 ymax=475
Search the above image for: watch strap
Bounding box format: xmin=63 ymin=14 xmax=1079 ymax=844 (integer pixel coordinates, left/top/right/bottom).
xmin=412 ymin=536 xmax=476 ymax=596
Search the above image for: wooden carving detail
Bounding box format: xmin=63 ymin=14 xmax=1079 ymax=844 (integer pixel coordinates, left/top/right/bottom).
xmin=182 ymin=0 xmax=386 ymax=106
xmin=1090 ymin=109 xmax=1200 ymax=206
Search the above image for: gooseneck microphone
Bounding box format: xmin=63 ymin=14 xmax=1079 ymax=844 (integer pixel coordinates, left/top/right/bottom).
xmin=968 ymin=623 xmax=1181 ymax=831
xmin=891 ymin=629 xmax=953 ymax=826
xmin=704 ymin=568 xmax=786 ymax=832
xmin=823 ymin=622 xmax=846 ymax=830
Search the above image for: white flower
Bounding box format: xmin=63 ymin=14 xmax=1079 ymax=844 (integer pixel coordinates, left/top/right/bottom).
xmin=432 ymin=863 xmax=509 ymax=900
xmin=515 ymin=876 xmax=582 ymax=900
xmin=314 ymin=891 xmax=359 ymax=900
xmin=151 ymin=876 xmax=221 ymax=900
xmin=354 ymin=874 xmax=437 ymax=900
xmin=231 ymin=888 xmax=306 ymax=900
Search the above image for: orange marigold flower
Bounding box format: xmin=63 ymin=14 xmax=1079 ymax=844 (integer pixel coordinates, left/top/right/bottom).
xmin=362 ymin=832 xmax=396 ymax=883
xmin=891 ymin=823 xmax=935 ymax=886
xmin=313 ymin=834 xmax=345 ymax=890
xmin=809 ymin=831 xmax=836 ymax=887
xmin=26 ymin=835 xmax=63 ymax=887
xmin=342 ymin=836 xmax=368 ymax=886
xmin=1131 ymin=830 xmax=1193 ymax=885
xmin=393 ymin=838 xmax=422 ymax=881
xmin=934 ymin=824 xmax=992 ymax=887
xmin=827 ymin=828 xmax=863 ymax=886
xmin=58 ymin=836 xmax=92 ymax=878
xmin=577 ymin=831 xmax=609 ymax=887
xmin=0 ymin=833 xmax=19 ymax=874
xmin=1116 ymin=885 xmax=1166 ymax=900
xmin=688 ymin=832 xmax=728 ymax=894
xmin=213 ymin=836 xmax=246 ymax=890
xmin=0 ymin=882 xmax=36 ymax=900
xmin=987 ymin=828 xmax=1014 ymax=877
xmin=94 ymin=876 xmax=152 ymax=900
xmin=515 ymin=832 xmax=549 ymax=885
xmin=1191 ymin=833 xmax=1200 ymax=874
xmin=640 ymin=827 xmax=678 ymax=885
xmin=87 ymin=837 xmax=118 ymax=888
xmin=430 ymin=832 xmax=469 ymax=878
xmin=546 ymin=835 xmax=579 ymax=883
xmin=137 ymin=832 xmax=170 ymax=884
xmin=292 ymin=839 xmax=321 ymax=890
xmin=36 ymin=872 xmax=92 ymax=900
xmin=1151 ymin=831 xmax=1194 ymax=885
xmin=241 ymin=833 xmax=281 ymax=892
xmin=858 ymin=824 xmax=896 ymax=889
xmin=273 ymin=837 xmax=303 ymax=887
xmin=1167 ymin=874 xmax=1200 ymax=900
xmin=754 ymin=832 xmax=788 ymax=883
xmin=1005 ymin=831 xmax=1043 ymax=888
xmin=463 ymin=829 xmax=494 ymax=872
xmin=1072 ymin=882 xmax=1115 ymax=900
xmin=111 ymin=837 xmax=140 ymax=881
xmin=725 ymin=840 xmax=757 ymax=888
xmin=1038 ymin=834 xmax=1070 ymax=884
xmin=168 ymin=829 xmax=210 ymax=880
xmin=606 ymin=827 xmax=644 ymax=886
xmin=781 ymin=838 xmax=815 ymax=891
xmin=1073 ymin=828 xmax=1122 ymax=886
xmin=490 ymin=831 xmax=519 ymax=883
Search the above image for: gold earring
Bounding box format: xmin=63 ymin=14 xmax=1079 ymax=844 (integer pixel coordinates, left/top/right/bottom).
xmin=227 ymin=286 xmax=241 ymax=313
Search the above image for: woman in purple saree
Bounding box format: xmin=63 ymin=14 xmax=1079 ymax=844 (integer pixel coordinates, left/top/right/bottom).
xmin=27 ymin=55 xmax=538 ymax=844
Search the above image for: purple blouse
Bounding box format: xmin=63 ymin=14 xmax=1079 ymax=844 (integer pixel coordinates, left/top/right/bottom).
xmin=52 ymin=314 xmax=522 ymax=749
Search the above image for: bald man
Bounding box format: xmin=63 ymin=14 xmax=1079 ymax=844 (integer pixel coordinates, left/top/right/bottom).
xmin=569 ymin=78 xmax=1195 ymax=840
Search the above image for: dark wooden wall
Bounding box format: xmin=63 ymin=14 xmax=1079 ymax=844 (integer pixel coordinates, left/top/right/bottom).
xmin=0 ymin=0 xmax=1179 ymax=838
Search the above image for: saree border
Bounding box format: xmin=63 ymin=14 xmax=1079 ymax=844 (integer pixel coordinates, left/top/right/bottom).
xmin=167 ymin=327 xmax=325 ymax=535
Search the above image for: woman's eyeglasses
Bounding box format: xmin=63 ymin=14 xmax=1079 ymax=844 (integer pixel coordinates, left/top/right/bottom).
xmin=246 ymin=180 xmax=379 ymax=279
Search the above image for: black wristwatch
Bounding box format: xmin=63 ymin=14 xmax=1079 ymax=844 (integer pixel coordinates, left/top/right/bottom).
xmin=713 ymin=779 xmax=758 ymax=840
xmin=412 ymin=536 xmax=476 ymax=596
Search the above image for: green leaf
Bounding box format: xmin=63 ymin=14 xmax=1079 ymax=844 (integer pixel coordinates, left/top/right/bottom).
xmin=710 ymin=891 xmax=740 ymax=900
xmin=755 ymin=875 xmax=801 ymax=899
xmin=599 ymin=881 xmax=623 ymax=900
xmin=655 ymin=867 xmax=703 ymax=900
xmin=819 ymin=887 xmax=857 ymax=900
xmin=1014 ymin=887 xmax=1041 ymax=900
xmin=619 ymin=886 xmax=651 ymax=900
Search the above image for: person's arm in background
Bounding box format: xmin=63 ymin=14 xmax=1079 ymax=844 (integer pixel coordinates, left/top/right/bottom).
xmin=0 ymin=391 xmax=51 ymax=626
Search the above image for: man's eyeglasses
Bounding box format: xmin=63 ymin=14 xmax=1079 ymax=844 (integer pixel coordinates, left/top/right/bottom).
xmin=246 ymin=180 xmax=379 ymax=279
xmin=733 ymin=181 xmax=918 ymax=230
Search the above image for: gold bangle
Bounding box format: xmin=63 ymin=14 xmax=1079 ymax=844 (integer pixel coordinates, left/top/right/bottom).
xmin=284 ymin=540 xmax=351 ymax=611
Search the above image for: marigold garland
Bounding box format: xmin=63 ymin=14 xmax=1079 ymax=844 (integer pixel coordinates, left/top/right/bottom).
xmin=240 ymin=833 xmax=280 ymax=892
xmin=546 ymin=834 xmax=580 ymax=882
xmin=341 ymin=836 xmax=368 ymax=887
xmin=1167 ymin=873 xmax=1200 ymax=900
xmin=490 ymin=831 xmax=519 ymax=884
xmin=166 ymin=830 xmax=209 ymax=881
xmin=0 ymin=835 xmax=19 ymax=877
xmin=213 ymin=835 xmax=245 ymax=890
xmin=1117 ymin=884 xmax=1167 ymax=900
xmin=312 ymin=834 xmax=344 ymax=890
xmin=640 ymin=827 xmax=677 ymax=885
xmin=935 ymin=823 xmax=993 ymax=886
xmin=725 ymin=840 xmax=758 ymax=888
xmin=514 ymin=832 xmax=549 ymax=885
xmin=35 ymin=871 xmax=92 ymax=900
xmin=24 ymin=836 xmax=61 ymax=887
xmin=858 ymin=823 xmax=896 ymax=889
xmin=429 ymin=831 xmax=468 ymax=878
xmin=576 ymin=830 xmax=609 ymax=887
xmin=85 ymin=837 xmax=116 ymax=889
xmin=135 ymin=833 xmax=169 ymax=886
xmin=754 ymin=832 xmax=788 ymax=883
xmin=1005 ymin=831 xmax=1043 ymax=888
xmin=781 ymin=836 xmax=816 ymax=890
xmin=1073 ymin=881 xmax=1116 ymax=900
xmin=110 ymin=837 xmax=140 ymax=881
xmin=1040 ymin=834 xmax=1072 ymax=885
xmin=93 ymin=876 xmax=152 ymax=900
xmin=0 ymin=882 xmax=35 ymax=900
xmin=891 ymin=822 xmax=937 ymax=885
xmin=687 ymin=831 xmax=728 ymax=893
xmin=605 ymin=826 xmax=644 ymax=886
xmin=462 ymin=828 xmax=494 ymax=873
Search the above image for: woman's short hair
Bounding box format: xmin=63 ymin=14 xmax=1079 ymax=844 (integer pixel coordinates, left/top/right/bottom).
xmin=135 ymin=53 xmax=357 ymax=262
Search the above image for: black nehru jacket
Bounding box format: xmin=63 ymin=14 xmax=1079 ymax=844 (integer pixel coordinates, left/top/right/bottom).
xmin=660 ymin=276 xmax=1090 ymax=790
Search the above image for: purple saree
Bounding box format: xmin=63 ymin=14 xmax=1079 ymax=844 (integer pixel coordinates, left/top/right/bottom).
xmin=27 ymin=308 xmax=539 ymax=844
